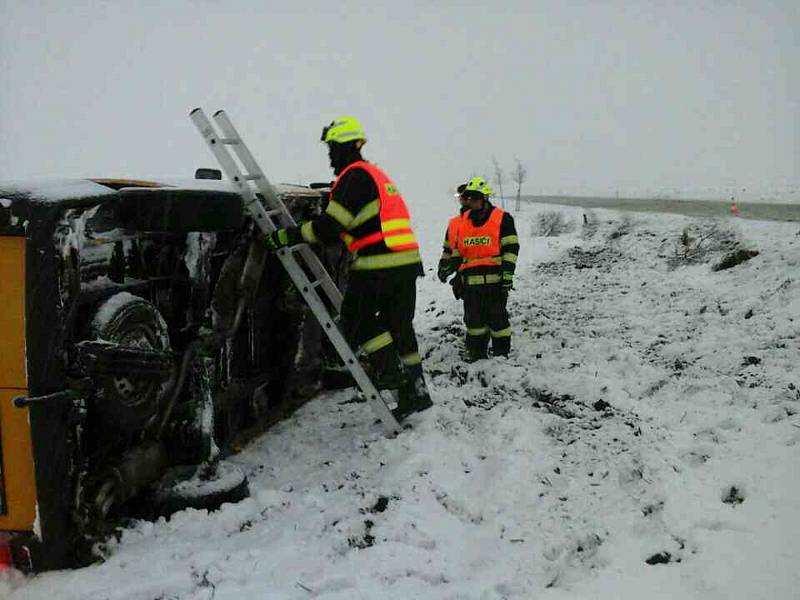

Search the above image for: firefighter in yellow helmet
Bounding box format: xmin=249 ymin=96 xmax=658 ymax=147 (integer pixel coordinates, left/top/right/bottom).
xmin=438 ymin=176 xmax=519 ymax=361
xmin=265 ymin=116 xmax=433 ymax=421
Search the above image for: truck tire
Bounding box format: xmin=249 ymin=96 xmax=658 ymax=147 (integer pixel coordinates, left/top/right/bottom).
xmin=148 ymin=461 xmax=249 ymax=516
xmin=91 ymin=292 xmax=171 ymax=434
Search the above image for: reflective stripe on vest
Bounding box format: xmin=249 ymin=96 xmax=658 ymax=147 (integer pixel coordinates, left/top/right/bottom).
xmin=452 ymin=207 xmax=505 ymax=271
xmin=332 ymin=161 xmax=420 ymax=254
xmin=351 ymin=248 xmax=422 ymax=271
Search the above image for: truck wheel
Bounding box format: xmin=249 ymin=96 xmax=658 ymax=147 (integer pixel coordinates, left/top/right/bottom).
xmin=91 ymin=292 xmax=170 ymax=433
xmin=148 ymin=460 xmax=249 ymax=516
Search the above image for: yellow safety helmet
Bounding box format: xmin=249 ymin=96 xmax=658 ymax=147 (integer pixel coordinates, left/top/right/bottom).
xmin=320 ymin=116 xmax=367 ymax=144
xmin=464 ymin=176 xmax=492 ymax=198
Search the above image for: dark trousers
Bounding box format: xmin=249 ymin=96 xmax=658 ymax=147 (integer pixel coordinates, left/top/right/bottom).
xmin=462 ymin=283 xmax=511 ymax=360
xmin=340 ymin=272 xmax=423 ymax=381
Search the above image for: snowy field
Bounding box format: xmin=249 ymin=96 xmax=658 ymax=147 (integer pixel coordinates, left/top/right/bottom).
xmin=3 ymin=203 xmax=800 ymax=599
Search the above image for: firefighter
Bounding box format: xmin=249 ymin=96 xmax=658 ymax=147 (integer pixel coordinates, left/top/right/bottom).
xmin=437 ymin=176 xmax=519 ymax=361
xmin=264 ymin=116 xmax=433 ymax=421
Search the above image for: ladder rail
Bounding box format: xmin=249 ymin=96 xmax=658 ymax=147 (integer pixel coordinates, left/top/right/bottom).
xmin=190 ymin=109 xmax=286 ymax=233
xmin=294 ymin=244 xmax=344 ymax=311
xmin=191 ymin=109 xmax=343 ymax=310
xmin=214 ymin=110 xmax=343 ymax=306
xmin=212 ymin=111 xmax=295 ymax=228
xmin=275 ymin=244 xmax=394 ymax=422
xmin=189 ymin=107 xmax=398 ymax=433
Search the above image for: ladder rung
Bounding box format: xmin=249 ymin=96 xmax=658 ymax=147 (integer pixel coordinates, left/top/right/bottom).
xmin=294 ymin=278 xmax=324 ymax=292
xmin=218 ymin=137 xmax=240 ymax=145
xmin=243 ymin=197 xmax=279 ymax=212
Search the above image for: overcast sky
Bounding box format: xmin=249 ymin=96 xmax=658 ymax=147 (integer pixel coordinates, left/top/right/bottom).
xmin=1 ymin=0 xmax=798 ymax=205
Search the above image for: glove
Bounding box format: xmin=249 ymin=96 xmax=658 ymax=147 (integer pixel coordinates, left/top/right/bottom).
xmin=502 ymin=272 xmax=514 ymax=292
xmin=265 ymin=227 xmax=300 ymax=251
xmin=450 ymin=274 xmax=463 ymax=300
xmin=438 ymin=261 xmax=456 ymax=283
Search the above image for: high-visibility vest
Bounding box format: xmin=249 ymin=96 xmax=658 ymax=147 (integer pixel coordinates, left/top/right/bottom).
xmin=333 ymin=161 xmax=420 ymax=254
xmin=451 ymin=207 xmax=504 ymax=271
xmin=447 ymin=215 xmax=461 ymax=252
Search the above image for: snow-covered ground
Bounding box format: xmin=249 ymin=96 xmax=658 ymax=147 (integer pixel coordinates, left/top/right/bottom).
xmin=3 ymin=203 xmax=799 ymax=599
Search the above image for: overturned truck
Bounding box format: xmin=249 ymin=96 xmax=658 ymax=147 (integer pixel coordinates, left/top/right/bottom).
xmin=0 ymin=175 xmax=341 ymax=571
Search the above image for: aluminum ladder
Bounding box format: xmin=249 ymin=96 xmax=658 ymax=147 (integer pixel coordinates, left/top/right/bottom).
xmin=189 ymin=108 xmax=400 ymax=434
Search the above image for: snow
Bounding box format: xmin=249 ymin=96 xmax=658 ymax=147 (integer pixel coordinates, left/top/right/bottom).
xmin=0 ymin=177 xmax=321 ymax=204
xmin=166 ymin=462 xmax=244 ymax=501
xmin=59 ymin=206 xmax=94 ymax=260
xmin=3 ymin=204 xmax=800 ymax=599
xmin=0 ymin=179 xmax=115 ymax=203
xmin=184 ymin=232 xmax=217 ymax=282
xmin=91 ymin=292 xmax=145 ymax=333
xmin=116 ymin=179 xmax=322 ymax=198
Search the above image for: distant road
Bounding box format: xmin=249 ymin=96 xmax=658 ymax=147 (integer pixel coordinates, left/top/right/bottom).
xmin=522 ymin=195 xmax=800 ymax=222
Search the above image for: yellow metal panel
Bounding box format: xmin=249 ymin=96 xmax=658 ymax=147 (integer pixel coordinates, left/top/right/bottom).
xmin=0 ymin=237 xmax=27 ymax=388
xmin=0 ymin=388 xmax=36 ymax=530
xmin=0 ymin=236 xmax=35 ymax=530
xmin=89 ymin=178 xmax=163 ymax=189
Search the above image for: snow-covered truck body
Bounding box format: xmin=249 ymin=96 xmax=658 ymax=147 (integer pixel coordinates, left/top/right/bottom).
xmin=0 ymin=177 xmax=329 ymax=571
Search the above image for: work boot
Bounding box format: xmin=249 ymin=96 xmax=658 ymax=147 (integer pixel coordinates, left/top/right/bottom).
xmin=465 ymin=351 xmax=487 ymax=363
xmin=371 ymin=365 xmax=405 ymax=391
xmin=491 ymin=337 xmax=510 ymax=357
xmin=392 ymin=386 xmax=414 ymax=421
xmin=465 ymin=334 xmax=489 ymax=363
xmin=392 ymin=375 xmax=433 ymax=421
xmin=321 ymin=365 xmax=356 ymax=390
xmin=410 ymin=375 xmax=433 ymax=412
xmin=367 ymin=348 xmax=405 ymax=390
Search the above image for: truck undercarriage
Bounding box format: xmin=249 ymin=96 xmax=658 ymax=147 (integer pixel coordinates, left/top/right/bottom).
xmin=0 ymin=177 xmax=338 ymax=570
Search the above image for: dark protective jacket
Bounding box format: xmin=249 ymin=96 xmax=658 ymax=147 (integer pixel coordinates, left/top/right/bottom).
xmin=298 ymin=161 xmax=423 ymax=278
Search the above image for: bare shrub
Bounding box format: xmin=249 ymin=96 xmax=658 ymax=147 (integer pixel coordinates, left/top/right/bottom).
xmin=533 ymin=211 xmax=574 ymax=237
xmin=607 ymin=215 xmax=634 ymax=240
xmin=713 ymin=248 xmax=759 ymax=271
xmin=512 ymin=157 xmax=527 ymax=212
xmin=667 ymin=222 xmax=741 ymax=269
xmin=491 ymin=155 xmax=505 ymax=208
xmin=581 ymin=210 xmax=599 ymax=240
